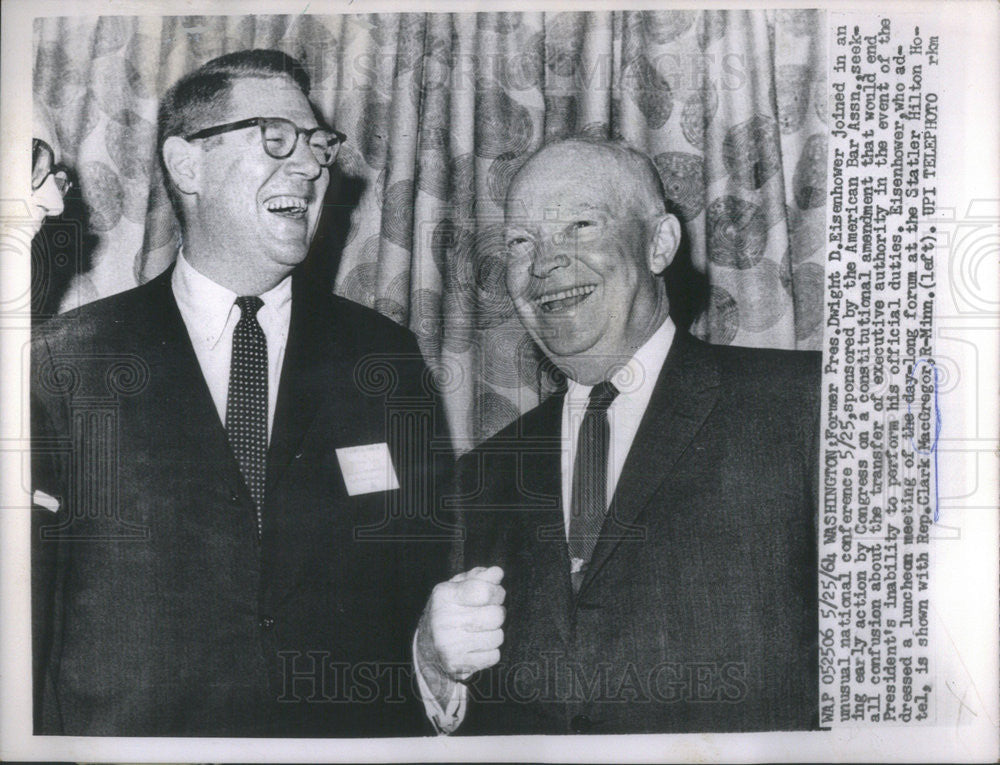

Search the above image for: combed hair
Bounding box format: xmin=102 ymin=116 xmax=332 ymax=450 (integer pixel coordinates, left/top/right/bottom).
xmin=157 ymin=49 xmax=312 ymax=219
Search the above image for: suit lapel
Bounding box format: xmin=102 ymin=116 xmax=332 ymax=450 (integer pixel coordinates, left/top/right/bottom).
xmin=577 ymin=331 xmax=721 ymax=596
xmin=265 ymin=277 xmax=345 ymax=495
xmin=140 ymin=268 xmax=246 ymax=489
xmin=139 ymin=269 xmax=345 ymax=501
xmin=511 ymin=392 xmax=575 ymax=644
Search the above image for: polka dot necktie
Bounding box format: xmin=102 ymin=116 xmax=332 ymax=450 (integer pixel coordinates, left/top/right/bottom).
xmin=568 ymin=380 xmax=619 ymax=593
xmin=226 ymin=296 xmax=267 ymax=537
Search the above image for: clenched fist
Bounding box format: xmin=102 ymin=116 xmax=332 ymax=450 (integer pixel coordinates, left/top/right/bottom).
xmin=416 ymin=566 xmax=506 ymax=700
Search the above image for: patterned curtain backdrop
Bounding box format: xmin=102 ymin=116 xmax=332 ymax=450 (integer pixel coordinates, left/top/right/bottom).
xmin=33 ymin=10 xmax=827 ymax=449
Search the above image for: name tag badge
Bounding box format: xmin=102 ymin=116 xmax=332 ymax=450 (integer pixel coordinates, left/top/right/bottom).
xmin=335 ymin=443 xmax=400 ymax=496
xmin=32 ymin=490 xmax=60 ymax=513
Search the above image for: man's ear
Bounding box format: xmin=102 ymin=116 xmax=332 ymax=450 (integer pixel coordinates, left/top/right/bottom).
xmin=161 ymin=136 xmax=201 ymax=195
xmin=648 ymin=213 xmax=682 ymax=275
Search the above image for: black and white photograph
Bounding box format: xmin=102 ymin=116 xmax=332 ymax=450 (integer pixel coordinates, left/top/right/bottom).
xmin=1 ymin=0 xmax=997 ymax=762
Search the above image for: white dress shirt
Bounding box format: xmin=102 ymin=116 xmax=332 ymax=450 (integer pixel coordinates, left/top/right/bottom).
xmin=171 ymin=252 xmax=292 ymax=439
xmin=560 ymin=316 xmax=676 ymax=535
xmin=418 ymin=316 xmax=677 ymax=733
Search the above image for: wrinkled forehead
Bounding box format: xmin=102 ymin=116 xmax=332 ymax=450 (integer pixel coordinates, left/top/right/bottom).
xmin=33 ymin=101 xmax=61 ymax=160
xmin=505 ymin=180 xmax=613 ymax=226
xmin=506 ymin=156 xmax=628 ymax=222
xmin=504 ymin=144 xmax=645 ymax=225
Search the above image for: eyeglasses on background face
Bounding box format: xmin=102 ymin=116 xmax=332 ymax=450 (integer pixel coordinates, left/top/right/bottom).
xmin=184 ymin=117 xmax=347 ymax=167
xmin=32 ymin=138 xmax=73 ymax=195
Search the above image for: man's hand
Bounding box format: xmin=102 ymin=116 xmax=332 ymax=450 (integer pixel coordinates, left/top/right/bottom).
xmin=416 ymin=566 xmax=506 ymax=702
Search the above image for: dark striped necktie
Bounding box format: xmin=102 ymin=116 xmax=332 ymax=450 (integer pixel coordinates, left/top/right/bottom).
xmin=568 ymin=380 xmax=619 ymax=593
xmin=226 ymin=295 xmax=267 ymax=537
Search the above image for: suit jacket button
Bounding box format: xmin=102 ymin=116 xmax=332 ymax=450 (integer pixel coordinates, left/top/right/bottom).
xmin=570 ymin=714 xmax=592 ymax=733
xmin=259 ymin=615 xmax=275 ymax=630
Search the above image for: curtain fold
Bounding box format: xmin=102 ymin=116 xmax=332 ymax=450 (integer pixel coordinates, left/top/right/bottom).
xmin=34 ymin=10 xmax=827 ymax=448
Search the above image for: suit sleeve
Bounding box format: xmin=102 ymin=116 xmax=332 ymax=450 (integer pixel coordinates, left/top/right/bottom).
xmin=30 ymin=329 xmax=68 ymax=733
xmin=371 ymin=324 xmax=459 ymax=734
xmin=412 ymin=444 xmax=475 ymax=735
xmin=389 ymin=325 xmax=457 ymax=610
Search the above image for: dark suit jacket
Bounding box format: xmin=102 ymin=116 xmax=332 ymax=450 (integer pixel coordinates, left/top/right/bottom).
xmin=31 ymin=267 xmax=453 ymax=737
xmin=453 ymin=331 xmax=820 ymax=734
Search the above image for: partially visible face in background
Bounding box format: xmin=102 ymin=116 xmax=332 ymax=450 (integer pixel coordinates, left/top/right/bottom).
xmin=30 ymin=103 xmax=67 ymax=238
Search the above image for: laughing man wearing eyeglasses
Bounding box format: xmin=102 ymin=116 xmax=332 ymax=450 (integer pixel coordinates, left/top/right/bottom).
xmin=31 ymin=50 xmax=449 ymax=737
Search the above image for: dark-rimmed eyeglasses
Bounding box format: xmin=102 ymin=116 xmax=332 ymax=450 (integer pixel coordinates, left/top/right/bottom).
xmin=184 ymin=117 xmax=346 ymax=167
xmin=32 ymin=139 xmax=73 ymax=195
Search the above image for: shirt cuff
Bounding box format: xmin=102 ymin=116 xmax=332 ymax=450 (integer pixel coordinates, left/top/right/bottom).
xmin=412 ymin=631 xmax=467 ymax=734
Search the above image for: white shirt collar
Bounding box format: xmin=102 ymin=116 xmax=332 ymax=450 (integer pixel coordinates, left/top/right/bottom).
xmin=565 ymin=316 xmax=677 ymax=404
xmin=171 ymin=251 xmax=293 ymax=350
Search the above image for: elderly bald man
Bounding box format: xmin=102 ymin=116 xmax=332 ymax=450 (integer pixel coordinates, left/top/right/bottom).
xmin=416 ymin=138 xmax=820 ymax=735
